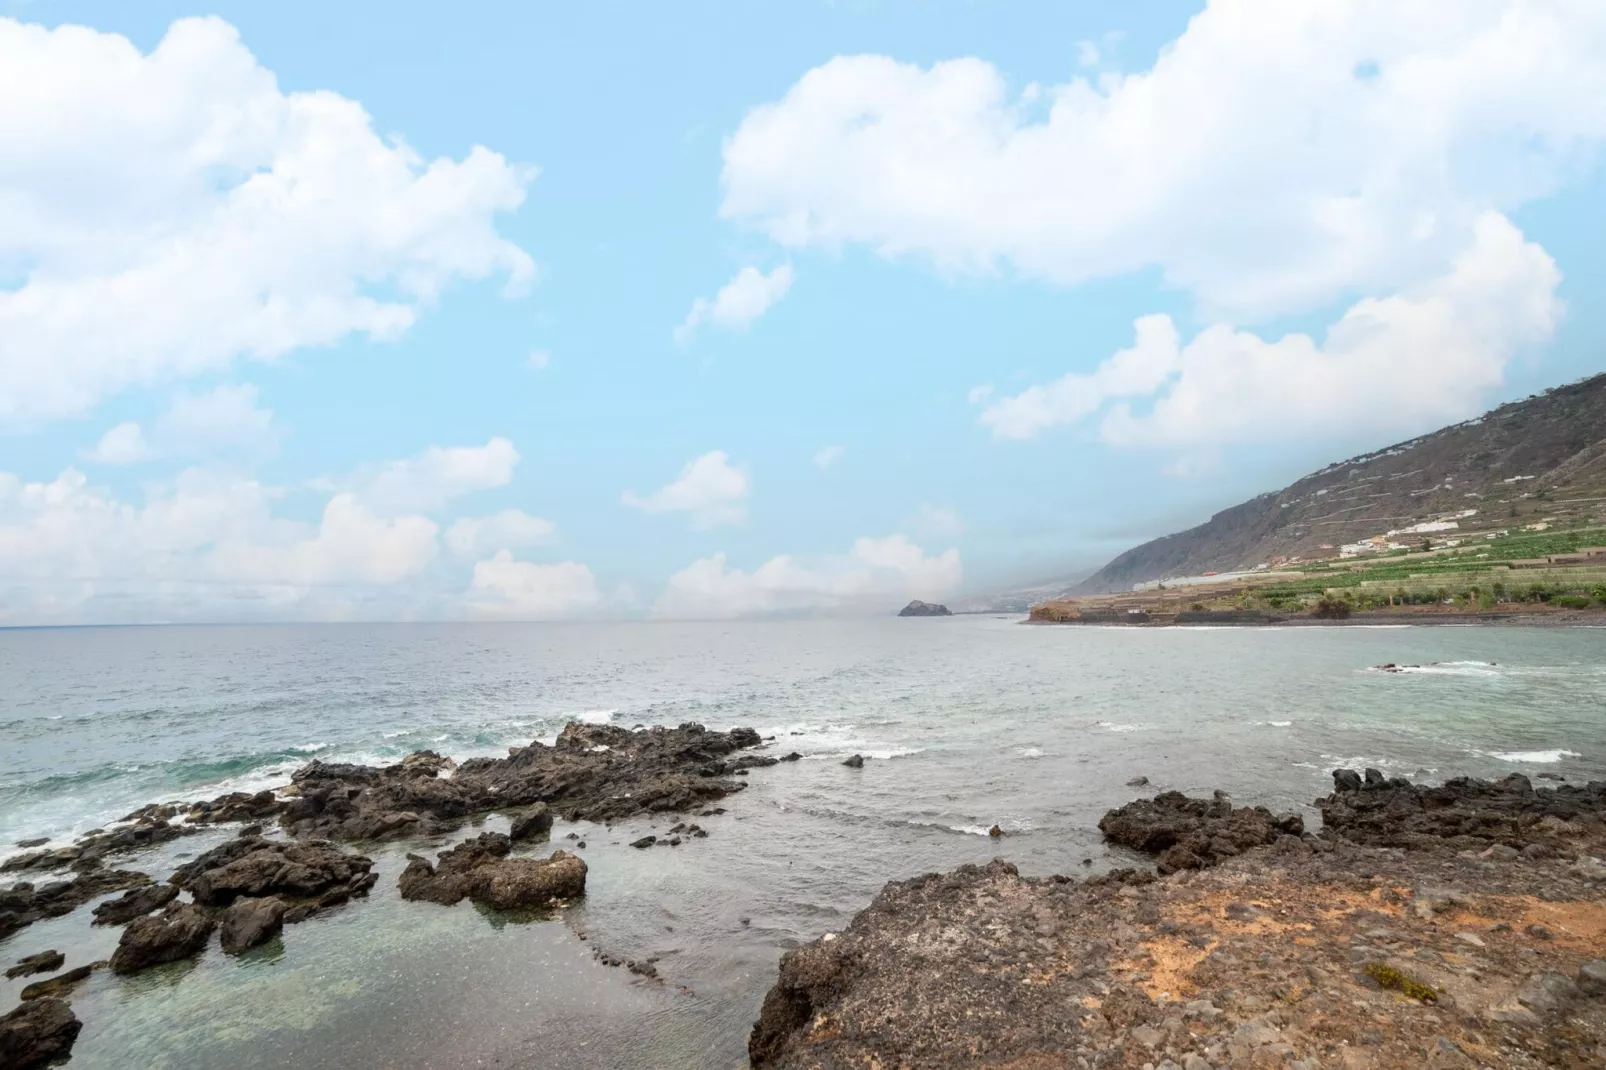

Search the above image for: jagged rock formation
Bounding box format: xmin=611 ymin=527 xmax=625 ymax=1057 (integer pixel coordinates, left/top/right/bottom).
xmin=898 ymin=600 xmax=952 ymax=617
xmin=398 ymin=832 xmax=586 ymax=910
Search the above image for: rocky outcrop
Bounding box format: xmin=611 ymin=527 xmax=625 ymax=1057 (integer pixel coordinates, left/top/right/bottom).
xmin=278 ymin=722 xmax=764 ymax=840
xmin=509 ymin=804 xmax=553 ymax=842
xmin=110 ymin=902 xmax=216 ymax=974
xmin=1099 ymin=790 xmax=1304 ymax=873
xmin=172 ymin=836 xmax=376 ymax=912
xmin=751 ymin=784 xmax=1606 ymax=1069
xmin=4 ymin=951 xmax=63 ymax=980
xmin=1319 ymin=767 xmax=1606 ymax=851
xmin=398 ymin=833 xmax=586 ymax=910
xmin=18 ymin=964 xmax=97 ymax=1001
xmin=219 ymin=896 xmax=287 ymax=954
xmin=897 ymin=600 xmax=952 ymax=617
xmin=0 ymin=997 xmax=82 ymax=1069
xmin=2 ymin=814 xmax=193 ymax=875
xmin=92 ymin=882 xmax=179 ymax=926
xmin=0 ymin=863 xmax=152 ymax=940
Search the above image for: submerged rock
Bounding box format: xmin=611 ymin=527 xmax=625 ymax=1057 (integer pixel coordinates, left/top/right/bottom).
xmin=0 ymin=997 xmax=82 ymax=1069
xmin=398 ymin=833 xmax=586 ymax=909
xmin=110 ymin=902 xmax=216 ymax=974
xmin=0 ymin=862 xmax=152 ymax=940
xmin=842 ymin=755 xmax=864 ymax=769
xmin=1099 ymin=790 xmax=1302 ymax=873
xmin=18 ymin=964 xmax=97 ymax=1001
xmin=92 ymin=882 xmax=179 ymax=926
xmin=219 ymin=896 xmax=287 ymax=954
xmin=4 ymin=951 xmax=63 ymax=980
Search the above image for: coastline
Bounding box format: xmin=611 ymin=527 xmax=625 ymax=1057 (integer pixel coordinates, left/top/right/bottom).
xmin=1025 ymin=608 xmax=1606 ymax=628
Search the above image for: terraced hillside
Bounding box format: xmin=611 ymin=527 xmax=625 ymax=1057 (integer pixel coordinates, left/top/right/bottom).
xmin=1074 ymin=373 xmax=1606 ymax=594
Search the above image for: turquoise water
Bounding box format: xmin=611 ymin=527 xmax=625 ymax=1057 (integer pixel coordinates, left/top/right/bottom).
xmin=2 ymin=620 xmax=1604 ymax=1066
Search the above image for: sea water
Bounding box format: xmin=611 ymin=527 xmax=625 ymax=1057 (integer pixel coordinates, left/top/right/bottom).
xmin=2 ymin=619 xmax=1603 ymax=1067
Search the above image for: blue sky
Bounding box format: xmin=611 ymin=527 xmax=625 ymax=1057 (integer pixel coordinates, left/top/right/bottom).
xmin=2 ymin=1 xmax=1604 ymax=622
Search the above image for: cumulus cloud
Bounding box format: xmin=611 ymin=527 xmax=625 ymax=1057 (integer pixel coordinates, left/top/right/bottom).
xmin=0 ymin=15 xmax=534 ymax=425
xmin=674 ymin=264 xmax=794 ymax=345
xmin=346 ymin=437 xmax=519 ymax=515
xmin=654 ymin=533 xmax=961 ymax=619
xmin=813 ymin=445 xmax=844 ymax=468
xmin=445 ymin=508 xmax=556 ymax=558
xmin=720 ymin=1 xmax=1606 ymax=320
xmin=87 ymin=384 xmax=277 ymax=464
xmin=982 ymin=212 xmax=1561 ymax=448
xmin=0 ymin=466 xmax=440 ymax=623
xmin=622 ymin=450 xmax=749 ymax=528
xmin=465 ymin=550 xmax=601 ymax=620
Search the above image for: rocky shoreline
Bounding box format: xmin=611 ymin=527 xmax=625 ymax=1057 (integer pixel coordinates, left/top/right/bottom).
xmin=1 ymin=720 xmax=772 ymax=1068
xmin=749 ymin=771 xmax=1606 ymax=1069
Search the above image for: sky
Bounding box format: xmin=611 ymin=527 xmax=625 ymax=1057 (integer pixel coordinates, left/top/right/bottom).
xmin=2 ymin=0 xmax=1605 ymax=623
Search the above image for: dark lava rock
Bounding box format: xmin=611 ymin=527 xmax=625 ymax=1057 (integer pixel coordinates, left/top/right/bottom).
xmin=1126 ymin=776 xmax=1150 ymax=787
xmin=5 ymin=951 xmax=63 ymax=980
xmin=630 ymin=835 xmax=657 ymax=849
xmin=2 ymin=817 xmax=194 ymax=875
xmin=398 ymin=833 xmax=586 ymax=910
xmin=173 ymin=837 xmax=376 ymax=910
xmin=0 ymin=863 xmax=152 ymax=940
xmin=18 ymin=964 xmax=96 ymax=1001
xmin=110 ymin=902 xmax=216 ymax=974
xmin=897 ymin=600 xmax=952 ymax=617
xmin=220 ymin=896 xmax=287 ymax=954
xmin=1099 ymin=791 xmax=1303 ymax=874
xmin=509 ymin=804 xmax=554 ymax=842
xmin=13 ymin=838 xmax=48 ymax=849
xmin=92 ymin=882 xmax=180 ymax=926
xmin=279 ymin=722 xmax=764 ymax=840
xmin=1318 ymin=767 xmax=1606 ymax=850
xmin=780 ymin=752 xmax=801 ymax=762
xmin=0 ymin=997 xmax=82 ymax=1069
xmin=842 ymin=755 xmax=865 ymax=769
xmin=987 ymin=824 xmax=1003 ymax=838
xmin=185 ymin=789 xmax=282 ymax=825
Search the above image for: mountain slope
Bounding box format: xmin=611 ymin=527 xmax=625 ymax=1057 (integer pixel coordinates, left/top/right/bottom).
xmin=1074 ymin=372 xmax=1606 ymax=595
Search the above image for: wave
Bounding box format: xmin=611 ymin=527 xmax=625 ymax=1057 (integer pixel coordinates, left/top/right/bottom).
xmin=1017 ymin=746 xmax=1044 ymax=759
xmin=1094 ymin=721 xmax=1153 ymax=733
xmin=1487 ymin=749 xmax=1581 ymax=764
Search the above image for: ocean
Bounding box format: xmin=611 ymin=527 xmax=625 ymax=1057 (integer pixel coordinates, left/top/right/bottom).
xmin=2 ymin=619 xmax=1604 ymax=1067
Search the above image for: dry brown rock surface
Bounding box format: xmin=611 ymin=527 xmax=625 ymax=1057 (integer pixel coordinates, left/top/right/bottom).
xmin=751 ymin=771 xmax=1606 ymax=1069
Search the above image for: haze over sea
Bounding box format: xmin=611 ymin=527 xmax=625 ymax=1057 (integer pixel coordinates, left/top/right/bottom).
xmin=3 ymin=619 xmax=1604 ymax=1067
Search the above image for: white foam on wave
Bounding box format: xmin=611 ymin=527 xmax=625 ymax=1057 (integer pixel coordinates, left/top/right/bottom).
xmin=1017 ymin=746 xmax=1044 ymax=759
xmin=577 ymin=708 xmax=617 ymax=725
xmin=1095 ymin=721 xmax=1153 ymax=733
xmin=1488 ymin=749 xmax=1581 ymax=764
xmin=1260 ymin=721 xmax=1293 ymax=728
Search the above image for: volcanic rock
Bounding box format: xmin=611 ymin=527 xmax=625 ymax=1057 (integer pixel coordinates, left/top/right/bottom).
xmin=219 ymin=896 xmax=287 ymax=954
xmin=842 ymin=755 xmax=864 ymax=769
xmin=110 ymin=902 xmax=216 ymax=974
xmin=509 ymin=803 xmax=553 ymax=842
xmin=18 ymin=964 xmax=96 ymax=1001
xmin=0 ymin=997 xmax=81 ymax=1069
xmin=1099 ymin=790 xmax=1303 ymax=873
xmin=92 ymin=882 xmax=180 ymax=925
xmin=4 ymin=951 xmax=62 ymax=980
xmin=173 ymin=837 xmax=376 ymax=910
xmin=0 ymin=863 xmax=152 ymax=940
xmin=1318 ymin=767 xmax=1606 ymax=851
xmin=398 ymin=833 xmax=586 ymax=909
xmin=897 ymin=600 xmax=952 ymax=617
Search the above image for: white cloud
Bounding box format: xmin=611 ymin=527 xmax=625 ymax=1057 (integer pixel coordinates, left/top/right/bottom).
xmin=86 ymin=384 xmax=277 ymax=464
xmin=87 ymin=422 xmax=151 ymax=464
xmin=0 ymin=16 xmax=534 ymax=425
xmin=674 ymin=264 xmax=794 ymax=345
xmin=720 ymin=2 xmax=1606 ymax=320
xmin=528 ymin=349 xmax=551 ymax=369
xmin=445 ymin=508 xmax=556 ymax=558
xmin=654 ymin=533 xmax=961 ymax=619
xmin=348 ymin=437 xmax=519 ymax=515
xmin=813 ymin=444 xmax=844 ymax=468
xmin=907 ymin=503 xmax=963 ymax=538
xmin=983 ymin=212 xmax=1561 ymax=448
xmin=466 ymin=550 xmax=600 ymax=620
xmin=621 ymin=450 xmax=749 ymax=528
xmin=0 ymin=466 xmax=440 ymax=623
xmin=966 ymin=384 xmax=993 ymax=405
